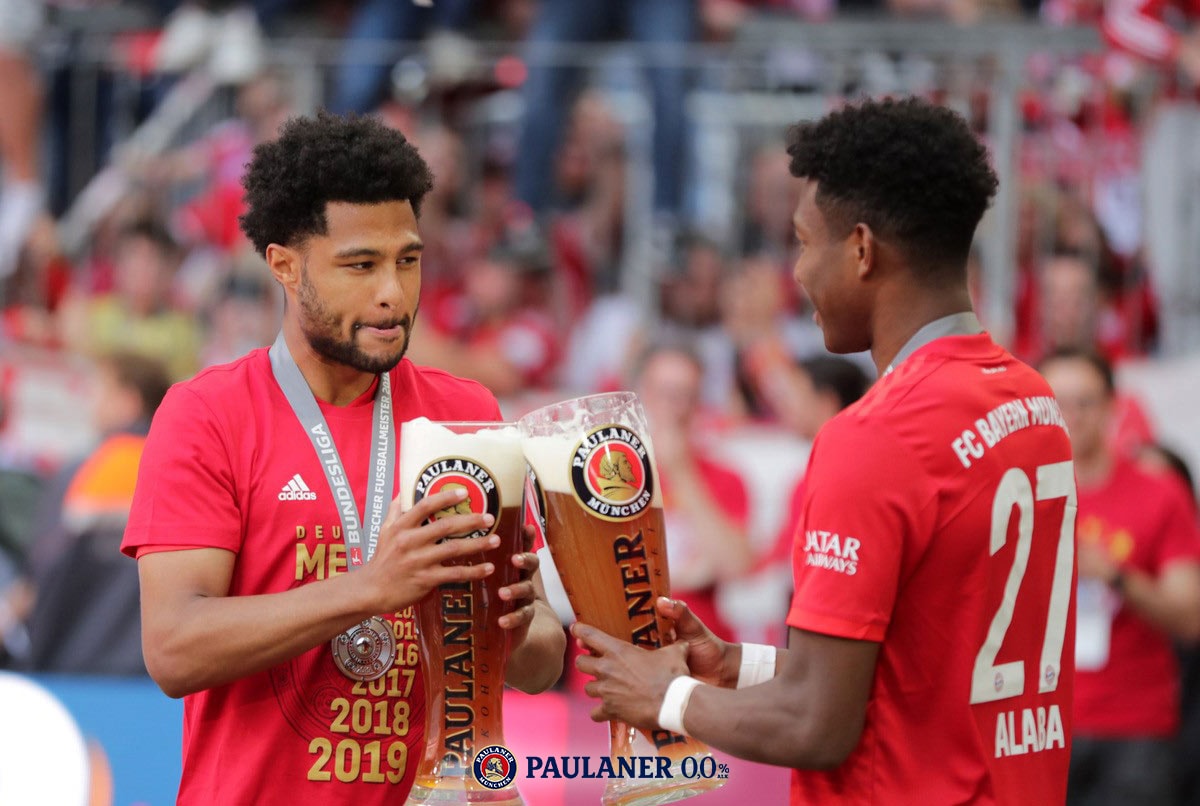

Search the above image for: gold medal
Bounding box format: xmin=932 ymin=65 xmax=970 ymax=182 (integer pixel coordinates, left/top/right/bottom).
xmin=331 ymin=616 xmax=396 ymax=681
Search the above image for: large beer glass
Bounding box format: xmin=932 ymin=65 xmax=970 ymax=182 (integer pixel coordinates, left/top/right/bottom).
xmin=399 ymin=418 xmax=526 ymax=806
xmin=519 ymin=393 xmax=725 ymax=806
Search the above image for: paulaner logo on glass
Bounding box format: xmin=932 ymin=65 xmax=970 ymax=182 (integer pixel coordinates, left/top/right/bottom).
xmin=523 ymin=755 xmax=730 ymax=781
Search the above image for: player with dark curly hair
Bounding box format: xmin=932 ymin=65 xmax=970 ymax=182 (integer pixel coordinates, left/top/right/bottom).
xmin=122 ymin=112 xmax=564 ymax=805
xmin=575 ymin=96 xmax=1079 ymax=804
xmin=238 ymin=111 xmax=434 ymax=257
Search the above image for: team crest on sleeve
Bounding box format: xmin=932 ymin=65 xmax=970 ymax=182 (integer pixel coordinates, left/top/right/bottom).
xmin=473 ymin=745 xmax=518 ymax=789
xmin=570 ymin=425 xmax=655 ymax=521
xmin=413 ymin=456 xmax=501 ymax=538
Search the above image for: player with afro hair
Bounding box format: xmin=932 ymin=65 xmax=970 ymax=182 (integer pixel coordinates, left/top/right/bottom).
xmin=239 ymin=111 xmax=434 ymax=255
xmin=786 ymin=96 xmax=998 ymax=284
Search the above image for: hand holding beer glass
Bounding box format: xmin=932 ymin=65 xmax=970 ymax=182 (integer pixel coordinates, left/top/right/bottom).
xmin=399 ymin=419 xmax=526 ymax=806
xmin=519 ymin=392 xmax=725 ymax=806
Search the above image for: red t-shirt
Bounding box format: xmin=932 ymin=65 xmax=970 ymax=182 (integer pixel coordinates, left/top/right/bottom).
xmin=661 ymin=453 xmax=750 ymax=642
xmin=466 ymin=311 xmax=561 ymax=391
xmin=426 ymin=285 xmax=561 ymax=391
xmin=1073 ymin=457 xmax=1200 ymax=737
xmin=787 ymin=333 xmax=1077 ymax=805
xmin=121 ymin=349 xmax=501 ymax=805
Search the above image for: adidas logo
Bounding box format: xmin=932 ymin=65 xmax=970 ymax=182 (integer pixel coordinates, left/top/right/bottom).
xmin=279 ymin=473 xmax=318 ymax=501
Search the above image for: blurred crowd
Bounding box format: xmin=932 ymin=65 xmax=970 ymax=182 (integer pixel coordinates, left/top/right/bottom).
xmin=1 ymin=0 xmax=1200 ymax=801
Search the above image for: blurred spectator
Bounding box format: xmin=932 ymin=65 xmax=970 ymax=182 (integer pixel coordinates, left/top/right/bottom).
xmin=1018 ymin=246 xmax=1156 ymax=362
xmin=407 ymin=123 xmax=513 ymax=289
xmin=58 ymin=219 xmax=202 ymax=381
xmin=722 ymin=252 xmax=826 ymax=421
xmin=1056 ymin=193 xmax=1158 ymax=355
xmin=1040 ymin=349 xmax=1200 ymax=806
xmin=409 ymin=222 xmax=561 ymax=398
xmin=136 ymin=70 xmax=292 ymax=257
xmin=559 ymin=292 xmax=643 ymax=395
xmin=1020 ymin=250 xmax=1101 ymax=361
xmin=1011 ymin=184 xmax=1058 ymax=340
xmin=1103 ymin=0 xmax=1200 ymax=353
xmin=1017 ymin=248 xmax=1158 ymax=457
xmin=514 ymin=0 xmax=695 ymax=232
xmin=198 ymin=264 xmax=278 ymax=368
xmin=1137 ymin=443 xmax=1200 ymax=806
xmin=780 ymin=355 xmax=870 ymax=449
xmin=656 ymin=232 xmax=737 ymax=409
xmin=24 ymin=351 xmax=169 ymax=575
xmin=760 ymin=356 xmax=871 ymax=570
xmin=660 ymin=233 xmax=724 ymax=332
xmin=66 ymin=191 xmax=163 ymax=298
xmin=19 ymin=351 xmax=170 ymax=675
xmin=634 ymin=340 xmax=752 ymax=640
xmin=0 ymin=0 xmax=46 ymax=287
xmin=328 ymin=0 xmax=476 ymax=115
xmin=153 ymin=1 xmax=269 ymax=85
xmin=549 ymin=92 xmax=628 ymax=296
xmin=471 ymin=155 xmax=523 ymax=253
xmin=739 ymin=143 xmax=798 ymax=263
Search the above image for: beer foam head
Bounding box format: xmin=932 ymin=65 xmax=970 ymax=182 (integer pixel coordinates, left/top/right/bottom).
xmin=399 ymin=418 xmax=525 ymax=509
xmin=520 ymin=433 xmax=576 ymax=494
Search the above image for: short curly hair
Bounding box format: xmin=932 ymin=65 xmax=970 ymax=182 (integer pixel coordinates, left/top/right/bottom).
xmin=239 ymin=111 xmax=434 ymax=255
xmin=786 ymin=97 xmax=998 ymax=280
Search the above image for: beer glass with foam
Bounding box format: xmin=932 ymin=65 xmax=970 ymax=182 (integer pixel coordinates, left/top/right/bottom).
xmin=519 ymin=392 xmax=726 ymax=806
xmin=400 ymin=418 xmax=526 ymax=806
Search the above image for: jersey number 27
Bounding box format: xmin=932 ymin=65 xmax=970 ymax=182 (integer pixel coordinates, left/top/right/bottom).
xmin=970 ymin=461 xmax=1077 ymax=704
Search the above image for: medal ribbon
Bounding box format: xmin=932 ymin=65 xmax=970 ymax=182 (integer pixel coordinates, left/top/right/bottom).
xmin=269 ymin=332 xmax=395 ymax=568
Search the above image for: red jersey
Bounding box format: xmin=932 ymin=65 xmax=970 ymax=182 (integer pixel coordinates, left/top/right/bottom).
xmin=122 ymin=349 xmax=501 ymax=805
xmin=1074 ymin=457 xmax=1200 ymax=737
xmin=787 ymin=333 xmax=1077 ymax=805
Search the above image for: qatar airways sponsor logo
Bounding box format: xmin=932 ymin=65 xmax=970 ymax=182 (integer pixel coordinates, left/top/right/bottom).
xmin=803 ymin=530 xmax=860 ymax=576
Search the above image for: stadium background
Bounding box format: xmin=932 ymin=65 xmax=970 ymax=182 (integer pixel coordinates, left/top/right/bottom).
xmin=0 ymin=0 xmax=1198 ymax=803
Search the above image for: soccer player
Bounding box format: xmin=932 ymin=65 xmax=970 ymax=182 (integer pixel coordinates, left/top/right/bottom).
xmin=121 ymin=112 xmax=565 ymax=804
xmin=573 ymin=97 xmax=1079 ymax=804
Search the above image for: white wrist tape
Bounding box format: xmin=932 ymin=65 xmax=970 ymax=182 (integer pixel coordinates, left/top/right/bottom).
xmin=737 ymin=643 xmax=777 ymax=689
xmin=658 ymin=676 xmax=703 ymax=736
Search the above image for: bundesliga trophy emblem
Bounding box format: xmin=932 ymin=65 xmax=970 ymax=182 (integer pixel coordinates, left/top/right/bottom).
xmin=399 ymin=418 xmax=527 ymax=806
xmin=519 ymin=392 xmax=726 ymax=806
xmin=331 ymin=616 xmax=397 ymax=681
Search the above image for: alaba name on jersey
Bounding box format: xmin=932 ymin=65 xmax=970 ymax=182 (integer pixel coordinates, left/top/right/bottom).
xmin=787 ymin=333 xmax=1077 ymax=805
xmin=122 ymin=348 xmax=502 ymax=806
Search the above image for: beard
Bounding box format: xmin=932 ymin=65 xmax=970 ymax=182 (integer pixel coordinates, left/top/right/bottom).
xmin=297 ymin=266 xmax=413 ymax=374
